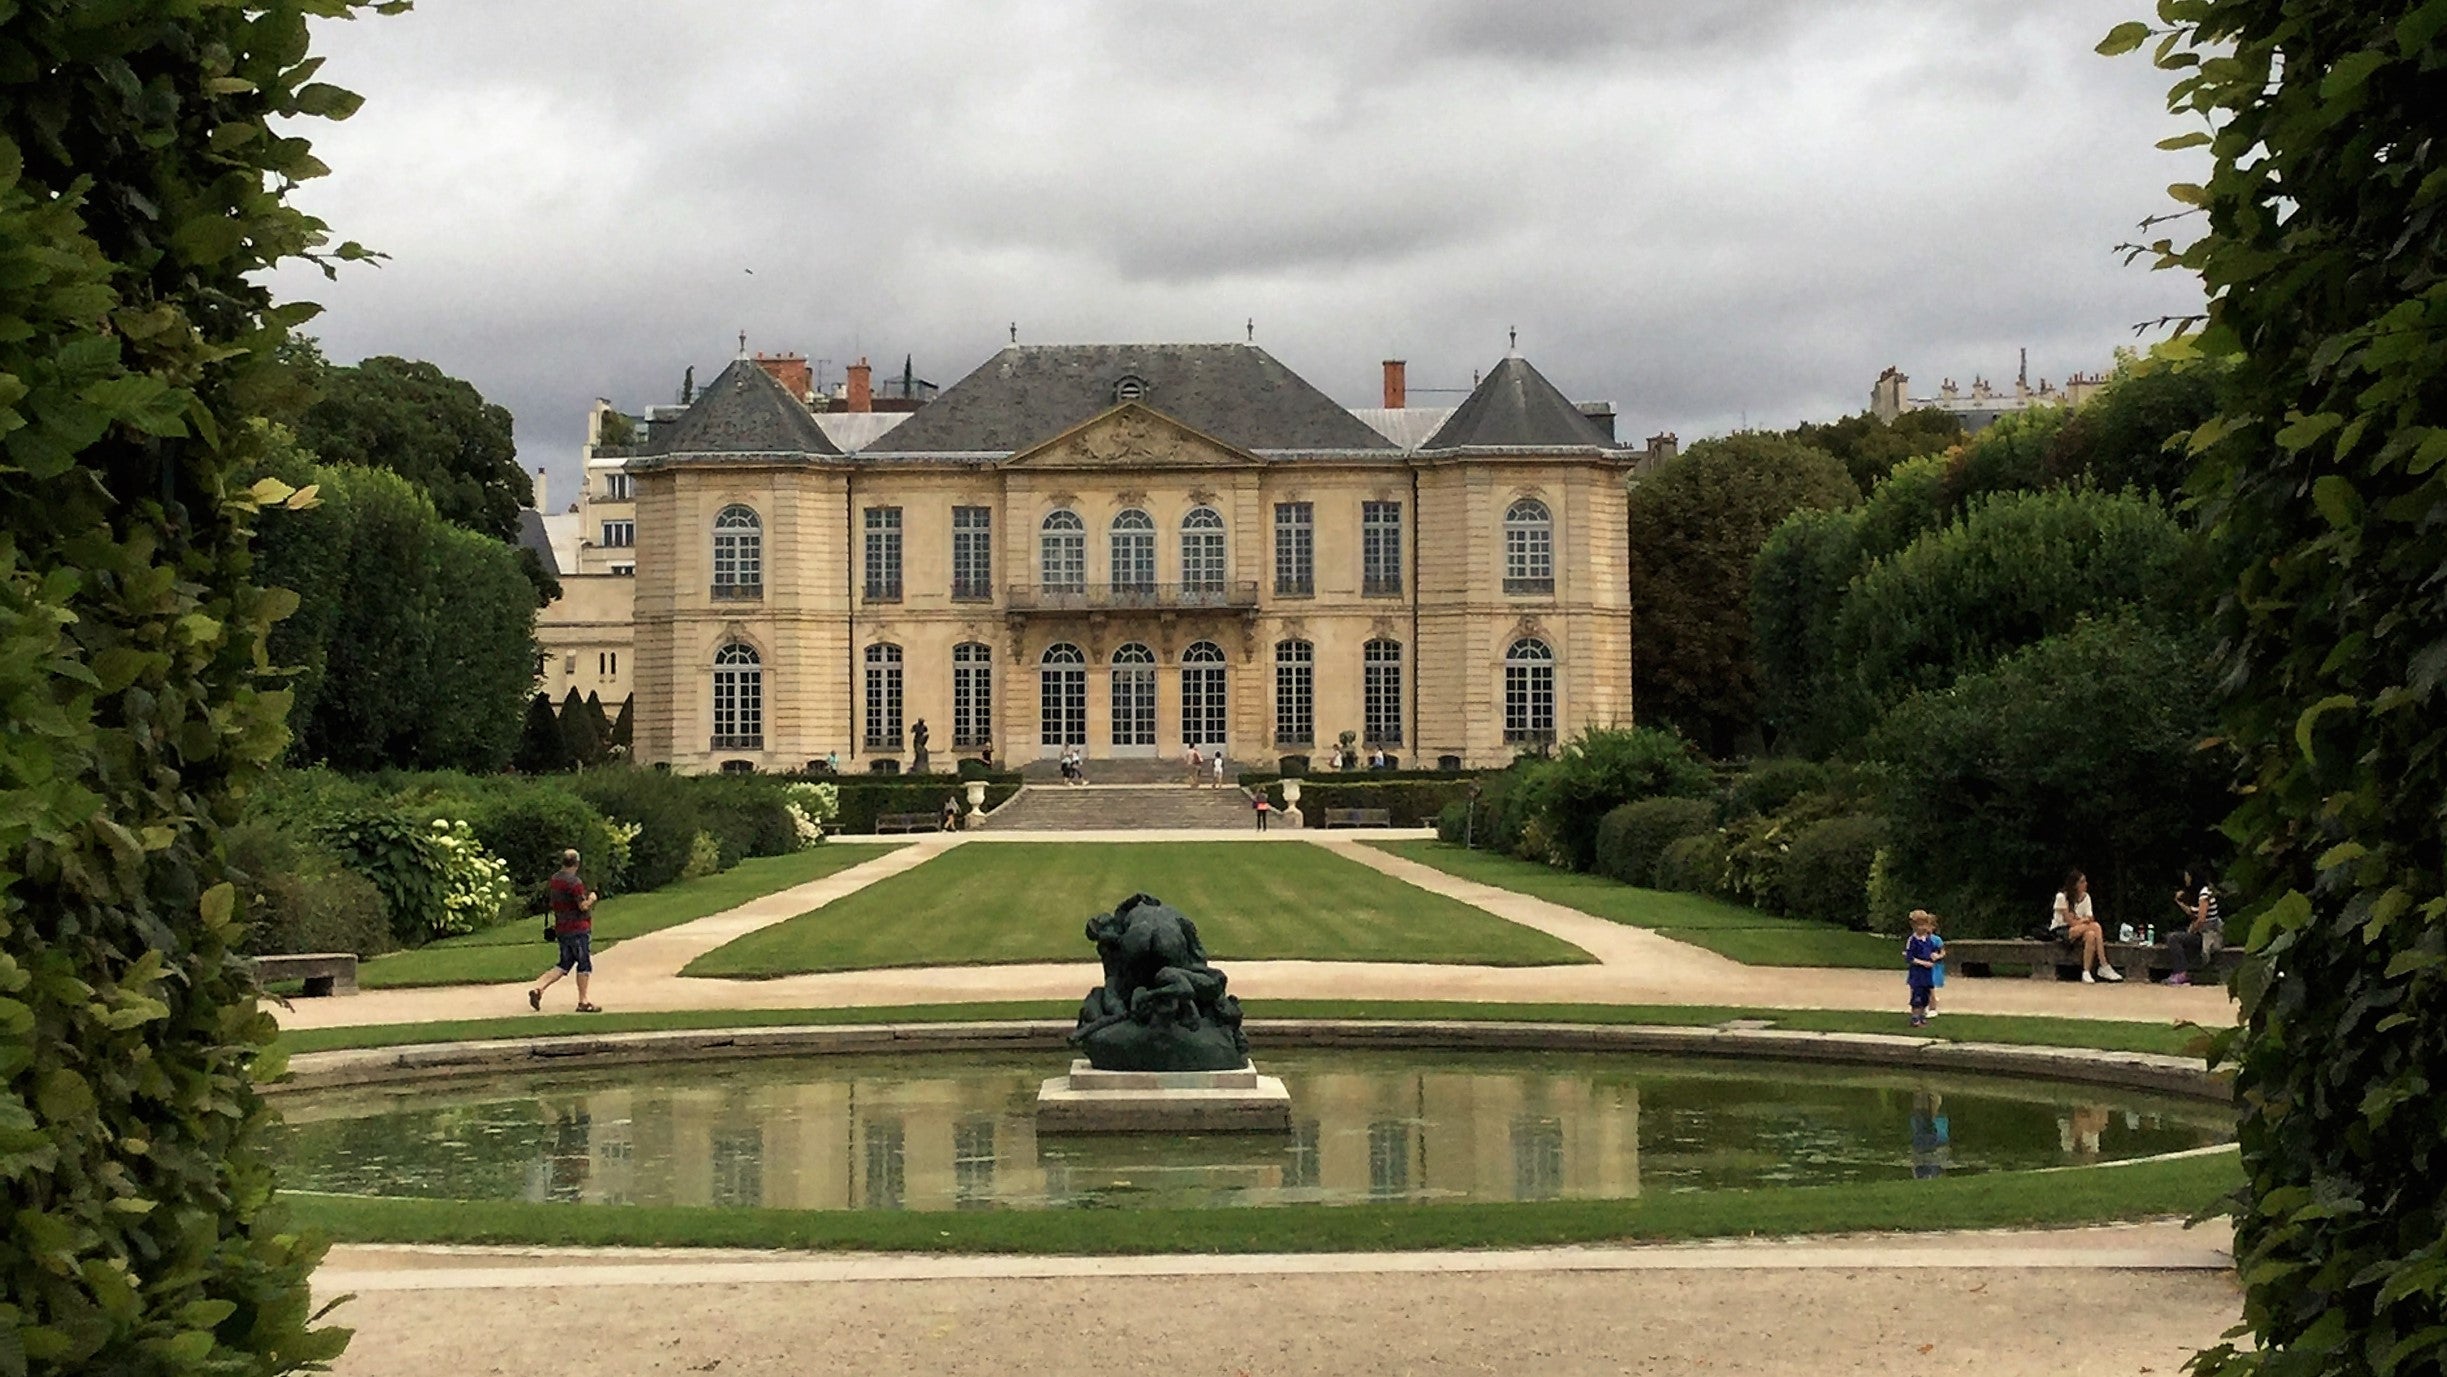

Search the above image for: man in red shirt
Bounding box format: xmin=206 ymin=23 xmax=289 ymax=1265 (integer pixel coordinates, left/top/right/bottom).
xmin=528 ymin=849 xmax=600 ymax=1012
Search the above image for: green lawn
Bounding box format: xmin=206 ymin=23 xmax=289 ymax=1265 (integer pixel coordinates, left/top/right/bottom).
xmin=272 ymin=998 xmax=2219 ymax=1058
xmin=285 ymin=1147 xmax=2237 ymax=1253
xmin=359 ymin=846 xmax=902 ymax=988
xmin=680 ymin=841 xmax=1595 ymax=978
xmin=1372 ymin=841 xmax=1901 ymax=969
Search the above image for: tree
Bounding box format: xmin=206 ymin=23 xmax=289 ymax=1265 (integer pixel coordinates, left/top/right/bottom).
xmin=295 ymin=353 xmax=523 ymax=540
xmin=1869 ymin=614 xmax=2228 ymax=938
xmin=515 ymin=693 xmax=571 ymax=774
xmin=559 ymin=686 xmax=606 ymax=767
xmin=608 ymin=694 xmax=635 ymax=756
xmin=2042 ymin=362 xmax=2225 ymax=499
xmin=1625 ymin=434 xmax=1859 ymax=756
xmin=1792 ymin=408 xmax=1963 ymax=492
xmin=1 ymin=6 xmax=380 ymax=1372
xmin=2106 ymin=5 xmax=2447 ymax=1373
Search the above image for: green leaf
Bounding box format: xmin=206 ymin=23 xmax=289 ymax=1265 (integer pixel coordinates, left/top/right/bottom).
xmin=2311 ymin=474 xmax=2362 ymax=529
xmin=2276 ymin=411 xmax=2344 ymax=452
xmin=2167 ymin=182 xmax=2209 ymax=207
xmin=2097 ymin=20 xmax=2152 ymax=54
xmin=199 ymin=882 xmax=235 ymax=931
xmin=2317 ymin=49 xmax=2388 ymax=101
xmin=2295 ymin=693 xmax=2357 ymax=761
xmin=2156 ymin=131 xmax=2212 ymax=150
xmin=289 ymin=83 xmax=366 ymax=119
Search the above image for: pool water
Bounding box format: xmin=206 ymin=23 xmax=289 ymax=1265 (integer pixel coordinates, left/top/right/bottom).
xmin=275 ymin=1050 xmax=2229 ymax=1212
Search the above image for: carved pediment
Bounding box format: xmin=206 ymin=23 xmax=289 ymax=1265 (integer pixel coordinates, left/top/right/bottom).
xmin=1005 ymin=403 xmax=1259 ymax=471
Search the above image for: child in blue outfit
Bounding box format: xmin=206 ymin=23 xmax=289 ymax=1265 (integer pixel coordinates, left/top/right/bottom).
xmin=1905 ymin=909 xmax=1941 ymax=1028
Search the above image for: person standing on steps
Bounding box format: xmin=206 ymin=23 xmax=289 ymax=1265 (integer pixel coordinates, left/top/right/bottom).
xmin=529 ymin=849 xmax=601 ymax=1013
xmin=1185 ymin=744 xmax=1203 ymax=787
xmin=1210 ymin=745 xmax=1226 ymax=789
xmin=1253 ymin=789 xmax=1272 ymax=831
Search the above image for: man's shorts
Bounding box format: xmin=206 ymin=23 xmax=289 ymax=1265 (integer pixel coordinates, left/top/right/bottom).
xmin=556 ymin=931 xmax=593 ymax=974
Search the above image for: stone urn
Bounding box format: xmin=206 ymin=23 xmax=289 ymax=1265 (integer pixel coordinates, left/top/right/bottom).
xmin=1279 ymin=778 xmax=1303 ymax=829
xmin=963 ymin=778 xmax=988 ymax=826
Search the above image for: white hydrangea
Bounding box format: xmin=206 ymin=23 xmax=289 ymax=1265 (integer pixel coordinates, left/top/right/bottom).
xmin=424 ymin=818 xmax=518 ymax=937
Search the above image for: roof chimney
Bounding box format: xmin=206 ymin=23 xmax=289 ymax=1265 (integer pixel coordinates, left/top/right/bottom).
xmin=752 ymin=351 xmax=811 ymax=402
xmin=1382 ymin=359 xmax=1406 ymax=410
xmin=847 ymin=357 xmax=872 ymax=413
xmin=532 ymin=466 xmax=548 ymax=512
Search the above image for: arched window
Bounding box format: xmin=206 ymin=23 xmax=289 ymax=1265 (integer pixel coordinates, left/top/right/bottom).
xmin=1109 ymin=509 xmax=1155 ymax=595
xmin=1181 ymin=640 xmax=1227 ymax=749
xmin=1040 ymin=510 xmax=1085 ymax=592
xmin=1504 ymin=638 xmax=1555 ymax=744
xmin=1039 ymin=643 xmax=1086 ymax=748
xmin=863 ymin=643 xmax=903 ymax=749
xmin=1274 ymin=639 xmax=1314 ymax=747
xmin=712 ymin=641 xmax=762 ymax=749
xmin=1180 ymin=506 xmax=1225 ymax=596
xmin=952 ymin=642 xmax=993 ymax=748
xmin=1503 ymin=498 xmax=1553 ymax=595
xmin=1110 ymin=643 xmax=1156 ymax=749
xmin=1364 ymin=639 xmax=1404 ymax=746
xmin=713 ymin=505 xmax=762 ymax=598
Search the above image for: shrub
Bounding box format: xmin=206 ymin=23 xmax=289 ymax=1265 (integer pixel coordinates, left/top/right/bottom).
xmin=1864 ymin=848 xmax=1911 ymax=938
xmin=573 ymin=768 xmax=712 ymax=892
xmin=830 ymin=778 xmax=1021 ymax=833
xmin=1655 ymin=832 xmax=1728 ymax=895
xmin=1286 ymin=779 xmax=1475 ymax=828
xmin=1526 ymin=726 xmax=1713 ymax=872
xmin=314 ymin=807 xmax=515 ymax=943
xmin=681 ymin=830 xmax=725 ymax=880
xmin=1722 ymin=759 xmax=1833 ymax=820
xmin=226 ymin=823 xmax=395 ymax=959
xmin=1780 ymin=814 xmax=1887 ymax=930
xmin=1435 ymin=799 xmax=1470 ymax=842
xmin=1594 ymin=796 xmax=1718 ymax=887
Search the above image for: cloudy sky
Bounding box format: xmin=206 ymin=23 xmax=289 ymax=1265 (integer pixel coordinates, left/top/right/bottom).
xmin=266 ymin=0 xmax=2207 ymax=502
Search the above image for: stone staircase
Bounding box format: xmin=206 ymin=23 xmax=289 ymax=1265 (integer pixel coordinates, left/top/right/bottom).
xmin=978 ymin=782 xmax=1257 ymax=832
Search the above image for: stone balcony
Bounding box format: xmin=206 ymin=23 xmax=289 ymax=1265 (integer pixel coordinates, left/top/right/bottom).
xmin=1003 ymin=580 xmax=1261 ymax=615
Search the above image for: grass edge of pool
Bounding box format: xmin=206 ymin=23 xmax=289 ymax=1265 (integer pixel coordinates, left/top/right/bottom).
xmin=284 ymin=1147 xmax=2238 ymax=1253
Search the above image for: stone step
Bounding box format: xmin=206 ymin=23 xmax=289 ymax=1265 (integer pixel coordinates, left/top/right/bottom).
xmin=981 ymin=784 xmax=1258 ymax=832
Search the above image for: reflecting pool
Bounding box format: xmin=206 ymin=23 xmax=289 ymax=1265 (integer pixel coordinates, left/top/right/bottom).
xmin=276 ymin=1050 xmax=2229 ymax=1212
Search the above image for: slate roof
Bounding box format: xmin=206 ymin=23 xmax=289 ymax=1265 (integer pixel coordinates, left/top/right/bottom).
xmin=1423 ymin=356 xmax=1621 ymax=451
xmin=515 ymin=507 xmax=561 ymax=578
xmin=865 ymin=343 xmax=1397 ymax=455
xmin=650 ymin=358 xmax=842 ymax=458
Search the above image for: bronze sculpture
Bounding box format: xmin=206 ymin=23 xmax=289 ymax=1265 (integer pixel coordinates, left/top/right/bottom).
xmin=1069 ymin=893 xmax=1249 ymax=1072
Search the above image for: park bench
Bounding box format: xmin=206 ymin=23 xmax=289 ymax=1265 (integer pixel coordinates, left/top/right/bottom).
xmin=1944 ymin=938 xmax=2244 ymax=984
xmin=248 ymin=952 xmax=358 ymax=997
xmin=1322 ymin=807 xmax=1393 ymax=829
xmin=874 ymin=812 xmax=941 ymax=834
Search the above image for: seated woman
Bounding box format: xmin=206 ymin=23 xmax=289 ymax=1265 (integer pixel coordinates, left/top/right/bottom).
xmin=2051 ymin=869 xmax=2121 ymax=983
xmin=2162 ymin=865 xmax=2222 ymax=986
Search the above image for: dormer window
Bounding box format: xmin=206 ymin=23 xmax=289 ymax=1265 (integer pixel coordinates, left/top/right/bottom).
xmin=1113 ymin=375 xmax=1149 ymax=403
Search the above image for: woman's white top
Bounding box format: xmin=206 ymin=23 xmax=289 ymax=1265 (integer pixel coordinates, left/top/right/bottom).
xmin=2052 ymin=891 xmax=2094 ymax=931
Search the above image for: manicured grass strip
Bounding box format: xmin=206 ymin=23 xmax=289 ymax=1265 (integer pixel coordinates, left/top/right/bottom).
xmin=285 ymin=1148 xmax=2237 ymax=1253
xmin=359 ymin=846 xmax=903 ymax=989
xmin=271 ymin=999 xmax=2216 ymax=1058
xmin=1372 ymin=840 xmax=1902 ymax=969
xmin=681 ymin=841 xmax=1595 ymax=978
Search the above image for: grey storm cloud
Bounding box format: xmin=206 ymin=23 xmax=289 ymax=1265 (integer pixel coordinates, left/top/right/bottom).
xmin=263 ymin=0 xmax=2208 ymax=501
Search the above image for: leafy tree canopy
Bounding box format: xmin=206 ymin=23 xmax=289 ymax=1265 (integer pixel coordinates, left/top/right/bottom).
xmin=293 ymin=346 xmax=525 ymax=540
xmin=1791 ymin=407 xmax=1964 ymax=491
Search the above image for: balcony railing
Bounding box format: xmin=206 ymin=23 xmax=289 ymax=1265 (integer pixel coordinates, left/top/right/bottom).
xmin=1503 ymin=726 xmax=1557 ymax=748
xmin=951 ymin=581 xmax=994 ymax=603
xmin=1363 ymin=575 xmax=1404 ymax=597
xmin=711 ymin=582 xmax=763 ymax=601
xmin=1274 ymin=576 xmax=1314 ymax=597
xmin=711 ymin=733 xmax=764 ymax=751
xmin=865 ymin=731 xmax=904 ymax=751
xmin=1503 ymin=576 xmax=1555 ymax=597
xmin=1005 ymin=580 xmax=1260 ymax=612
xmin=864 ymin=580 xmax=903 ymax=603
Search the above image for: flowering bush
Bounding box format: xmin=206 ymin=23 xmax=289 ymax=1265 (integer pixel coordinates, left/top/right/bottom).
xmin=427 ymin=818 xmax=519 ymax=938
xmin=784 ymin=781 xmax=840 ymax=848
xmin=603 ymin=817 xmax=642 ymax=879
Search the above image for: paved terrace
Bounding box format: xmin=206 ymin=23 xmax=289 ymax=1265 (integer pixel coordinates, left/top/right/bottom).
xmin=273 ymin=831 xmax=2233 ymax=1032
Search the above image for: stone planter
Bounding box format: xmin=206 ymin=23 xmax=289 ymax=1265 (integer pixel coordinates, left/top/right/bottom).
xmin=963 ymin=779 xmax=988 ymax=826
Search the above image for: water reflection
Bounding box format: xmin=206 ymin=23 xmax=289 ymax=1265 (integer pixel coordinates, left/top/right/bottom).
xmin=277 ymin=1051 xmax=2229 ymax=1213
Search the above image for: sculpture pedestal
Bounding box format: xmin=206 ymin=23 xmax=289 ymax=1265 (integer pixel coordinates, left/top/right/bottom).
xmin=1035 ymin=1059 xmax=1291 ymax=1134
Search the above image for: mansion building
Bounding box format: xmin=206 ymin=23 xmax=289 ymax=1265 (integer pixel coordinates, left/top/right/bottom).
xmin=567 ymin=341 xmax=1644 ymax=773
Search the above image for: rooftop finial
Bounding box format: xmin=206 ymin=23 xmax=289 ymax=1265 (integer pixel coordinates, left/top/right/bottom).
xmin=1009 ymin=321 xmax=1018 ymax=344
xmin=737 ymin=329 xmax=747 ymax=359
xmin=1246 ymin=317 xmax=1254 ymax=342
xmin=1508 ymin=325 xmax=1518 ymax=354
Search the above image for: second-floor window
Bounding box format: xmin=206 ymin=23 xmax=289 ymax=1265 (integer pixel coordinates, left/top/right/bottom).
xmin=1363 ymin=501 xmax=1402 ymax=595
xmin=864 ymin=506 xmax=902 ymax=601
xmin=1110 ymin=509 xmax=1156 ymax=593
xmin=952 ymin=506 xmax=992 ymax=599
xmin=1181 ymin=506 xmax=1225 ymax=592
xmin=600 ymin=520 xmax=634 ymax=548
xmin=864 ymin=643 xmax=904 ymax=748
xmin=1504 ymin=498 xmax=1554 ymax=595
xmin=1273 ymin=502 xmax=1313 ymax=595
xmin=1042 ymin=510 xmax=1085 ymax=591
xmin=712 ymin=505 xmax=762 ymax=598
xmin=603 ymin=473 xmax=633 ymax=501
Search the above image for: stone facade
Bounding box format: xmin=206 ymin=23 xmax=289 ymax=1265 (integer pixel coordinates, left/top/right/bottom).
xmin=622 ymin=343 xmax=1638 ymax=774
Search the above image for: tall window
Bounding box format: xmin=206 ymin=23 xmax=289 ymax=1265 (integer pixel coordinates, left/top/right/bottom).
xmin=1512 ymin=1116 xmax=1565 ymax=1201
xmin=1504 ymin=637 xmax=1556 ymax=743
xmin=862 ymin=1120 xmax=905 ymax=1211
xmin=1039 ymin=643 xmax=1086 ymax=747
xmin=864 ymin=643 xmax=903 ymax=748
xmin=1273 ymin=502 xmax=1313 ymax=595
xmin=1274 ymin=640 xmax=1313 ymax=746
xmin=951 ymin=505 xmax=993 ymax=600
xmin=953 ymin=1119 xmax=997 ymax=1211
xmin=952 ymin=642 xmax=993 ymax=748
xmin=1181 ymin=641 xmax=1227 ymax=748
xmin=603 ymin=472 xmax=633 ymax=501
xmin=1181 ymin=507 xmax=1225 ymax=595
xmin=1041 ymin=510 xmax=1085 ymax=592
xmin=1364 ymin=639 xmax=1403 ymax=745
xmin=1504 ymin=498 xmax=1554 ymax=595
xmin=1109 ymin=509 xmax=1155 ymax=594
xmin=1110 ymin=643 xmax=1156 ymax=748
xmin=1363 ymin=501 xmax=1402 ymax=595
xmin=712 ymin=505 xmax=762 ymax=599
xmin=863 ymin=506 xmax=902 ymax=601
xmin=711 ymin=641 xmax=762 ymax=749
xmin=599 ymin=519 xmax=634 ymax=548
xmin=1368 ymin=1120 xmax=1413 ymax=1200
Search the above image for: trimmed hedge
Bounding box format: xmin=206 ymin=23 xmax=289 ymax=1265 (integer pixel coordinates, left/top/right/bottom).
xmin=1240 ymin=767 xmax=1471 ymax=787
xmin=832 ymin=777 xmax=1022 ymax=833
xmin=1594 ymin=797 xmax=1719 ymax=887
xmin=1656 ymin=831 xmax=1729 ymax=894
xmin=1780 ymin=814 xmax=1887 ymax=930
xmin=226 ymin=822 xmax=395 ymax=959
xmin=1273 ymin=779 xmax=1474 ymax=828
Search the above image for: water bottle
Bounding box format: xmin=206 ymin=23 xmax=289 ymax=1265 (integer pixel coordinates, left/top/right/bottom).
xmin=2145 ymin=923 xmax=2156 ymax=944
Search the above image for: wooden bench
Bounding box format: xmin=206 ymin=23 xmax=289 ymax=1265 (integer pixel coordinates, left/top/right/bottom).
xmin=874 ymin=812 xmax=942 ymax=834
xmin=1322 ymin=807 xmax=1394 ymax=829
xmin=249 ymin=952 xmax=358 ymax=997
xmin=1944 ymin=938 xmax=2244 ymax=984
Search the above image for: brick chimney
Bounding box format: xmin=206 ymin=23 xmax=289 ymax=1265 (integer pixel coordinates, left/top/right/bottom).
xmin=752 ymin=352 xmax=811 ymax=401
xmin=531 ymin=466 xmax=548 ymax=512
xmin=1382 ymin=359 xmax=1406 ymax=410
xmin=846 ymin=357 xmax=872 ymax=413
